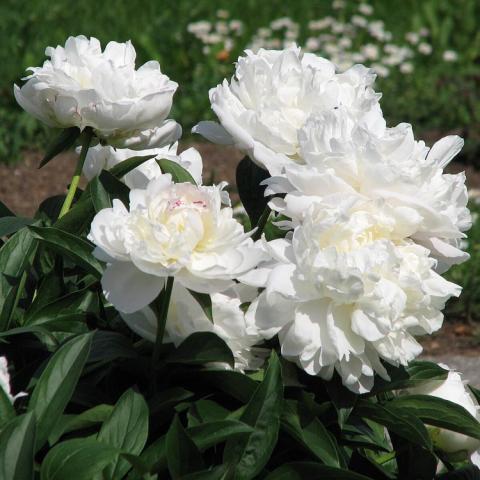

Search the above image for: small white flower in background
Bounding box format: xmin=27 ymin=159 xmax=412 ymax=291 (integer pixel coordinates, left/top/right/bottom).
xmin=80 ymin=142 xmax=203 ymax=188
xmin=351 ymin=15 xmax=368 ymax=28
xmin=193 ymin=45 xmax=382 ymax=175
xmin=14 ymin=36 xmax=181 ymax=150
xmin=245 ymin=202 xmax=460 ymax=393
xmin=332 ymin=0 xmax=346 ymax=9
xmin=407 ymin=367 xmax=480 ymax=466
xmin=89 ymin=176 xmax=265 ymax=313
xmin=121 ymin=284 xmax=265 ymax=372
xmin=229 ymin=20 xmax=244 ymax=34
xmin=399 ymin=62 xmax=414 ymax=74
xmin=443 ymin=50 xmax=459 ymax=62
xmin=418 ymin=42 xmax=433 ymax=55
xmin=187 ymin=21 xmax=212 ymax=36
xmin=216 ymin=9 xmax=229 ymax=19
xmin=0 ymin=356 xmax=26 ymax=403
xmin=358 ymin=3 xmax=374 ymax=15
xmin=215 ymin=21 xmax=229 ymax=35
xmin=419 ymin=27 xmax=430 ymax=37
xmin=361 ymin=43 xmax=379 ymax=60
xmin=339 ymin=37 xmax=352 ymax=49
xmin=372 ymin=64 xmax=389 ymax=77
xmin=405 ymin=32 xmax=420 ymax=45
xmin=308 ymin=18 xmax=333 ymax=31
xmin=305 ymin=37 xmax=321 ymax=51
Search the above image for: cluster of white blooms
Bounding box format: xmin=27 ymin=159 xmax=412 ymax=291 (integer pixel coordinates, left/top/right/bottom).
xmin=14 ymin=36 xmax=181 ymax=149
xmin=186 ymin=5 xmax=459 ymax=77
xmin=195 ymin=45 xmax=470 ymax=392
xmin=187 ymin=10 xmax=244 ymax=58
xmin=15 ymin=35 xmax=470 ymax=392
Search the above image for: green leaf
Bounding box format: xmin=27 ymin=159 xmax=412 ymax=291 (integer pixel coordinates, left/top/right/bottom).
xmin=48 ymin=404 xmax=114 ymax=445
xmin=24 ymin=288 xmax=96 ymax=327
xmin=97 ymin=389 xmax=149 ymax=480
xmin=40 ymin=127 xmax=81 ymax=168
xmin=196 ymin=370 xmax=258 ymax=403
xmin=109 ymin=155 xmax=156 ymax=178
xmin=264 ymin=462 xmax=374 ymax=480
xmin=166 ymin=415 xmax=204 ymax=479
xmin=282 ymin=400 xmax=342 ymax=467
xmin=188 ymin=420 xmax=254 ymax=451
xmin=236 ymin=156 xmax=270 ymax=227
xmin=28 ymin=226 xmax=103 ymax=278
xmin=157 ymin=158 xmax=196 ymax=184
xmin=188 ymin=290 xmax=213 ymax=322
xmin=0 ymin=217 xmax=34 ymax=237
xmin=0 ymin=412 xmax=36 ymax=480
xmin=149 ymin=387 xmax=194 ymax=416
xmin=98 ymin=170 xmax=130 ymax=207
xmin=369 ymin=361 xmax=449 ymax=394
xmin=90 ymin=175 xmax=112 ymax=212
xmin=88 ymin=331 xmax=138 ymax=363
xmin=40 ymin=438 xmax=118 ymax=480
xmin=0 ymin=200 xmax=15 ymax=218
xmin=355 ymin=399 xmax=432 ymax=449
xmin=181 ymin=466 xmax=227 ymax=480
xmin=0 ymin=387 xmax=16 ymax=428
xmin=389 ymin=394 xmax=480 ymax=441
xmin=28 ymin=332 xmax=93 ymax=451
xmin=54 ymin=195 xmax=95 ymax=235
xmin=167 ymin=332 xmax=234 ymax=368
xmin=224 ymin=351 xmax=283 ymax=479
xmin=0 ymin=227 xmax=37 ymax=330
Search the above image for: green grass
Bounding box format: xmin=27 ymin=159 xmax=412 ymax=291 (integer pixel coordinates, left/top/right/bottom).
xmin=1 ymin=0 xmax=479 ymax=163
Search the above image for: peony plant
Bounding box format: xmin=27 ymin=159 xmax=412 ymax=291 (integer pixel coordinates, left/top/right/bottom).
xmin=1 ymin=36 xmax=480 ymax=479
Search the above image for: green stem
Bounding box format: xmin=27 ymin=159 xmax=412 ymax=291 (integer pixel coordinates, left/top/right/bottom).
xmin=59 ymin=127 xmax=94 ymax=218
xmin=151 ymin=277 xmax=175 ymax=370
xmin=251 ymin=205 xmax=271 ymax=241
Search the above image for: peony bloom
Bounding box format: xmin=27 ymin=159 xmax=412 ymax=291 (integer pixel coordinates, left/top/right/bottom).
xmin=81 ymin=142 xmax=203 ymax=188
xmin=245 ymin=201 xmax=460 ymax=393
xmin=266 ymin=107 xmax=471 ymax=271
xmin=121 ymin=284 xmax=264 ymax=371
xmin=408 ymin=367 xmax=480 ymax=466
xmin=14 ymin=35 xmax=181 ymax=149
xmin=193 ymin=45 xmax=382 ymax=175
xmin=89 ymin=175 xmax=265 ymax=313
xmin=0 ymin=356 xmax=25 ymax=403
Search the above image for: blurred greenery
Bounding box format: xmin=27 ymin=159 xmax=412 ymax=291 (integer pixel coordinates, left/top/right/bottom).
xmin=1 ymin=0 xmax=479 ymax=164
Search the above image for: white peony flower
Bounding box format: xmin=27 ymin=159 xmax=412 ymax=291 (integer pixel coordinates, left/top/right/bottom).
xmin=89 ymin=175 xmax=265 ymax=313
xmin=121 ymin=284 xmax=264 ymax=371
xmin=245 ymin=201 xmax=460 ymax=393
xmin=266 ymin=107 xmax=471 ymax=271
xmin=193 ymin=45 xmax=382 ymax=175
xmin=1 ymin=356 xmax=26 ymax=403
xmin=81 ymin=142 xmax=203 ymax=188
xmin=14 ymin=35 xmax=181 ymax=149
xmin=407 ymin=367 xmax=480 ymax=466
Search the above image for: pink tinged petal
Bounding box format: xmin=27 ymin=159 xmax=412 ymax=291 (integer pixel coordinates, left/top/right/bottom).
xmin=102 ymin=261 xmax=165 ymax=313
xmin=427 ymin=135 xmax=464 ymax=169
xmin=192 ymin=121 xmax=234 ymax=145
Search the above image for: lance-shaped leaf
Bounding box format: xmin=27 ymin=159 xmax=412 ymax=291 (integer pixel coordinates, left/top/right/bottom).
xmin=109 ymin=155 xmax=156 ymax=178
xmin=39 ymin=127 xmax=80 ymax=168
xmin=264 ymin=462 xmax=374 ymax=480
xmin=158 ymin=158 xmax=196 ymax=184
xmin=0 ymin=412 xmax=36 ymax=480
xmin=97 ymin=389 xmax=149 ymax=480
xmin=40 ymin=438 xmax=118 ymax=480
xmin=223 ymin=351 xmax=283 ymax=479
xmin=28 ymin=226 xmax=103 ymax=278
xmin=28 ymin=332 xmax=93 ymax=451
